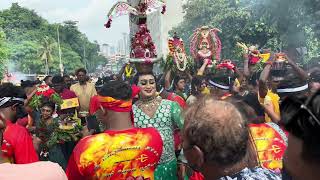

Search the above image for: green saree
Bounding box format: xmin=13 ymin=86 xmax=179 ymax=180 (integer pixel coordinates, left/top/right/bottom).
xmin=133 ymin=98 xmax=184 ymax=180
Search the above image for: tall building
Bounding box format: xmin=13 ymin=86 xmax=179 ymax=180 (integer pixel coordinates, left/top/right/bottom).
xmin=110 ymin=46 xmax=116 ymax=56
xmin=117 ymin=40 xmax=125 ymax=55
xmin=101 ymin=43 xmax=110 ymax=57
xmin=122 ymin=32 xmax=130 ymax=55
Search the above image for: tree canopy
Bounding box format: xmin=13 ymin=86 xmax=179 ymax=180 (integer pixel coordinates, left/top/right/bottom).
xmin=0 ymin=29 xmax=9 ymax=79
xmin=0 ymin=3 xmax=107 ymax=75
xmin=172 ymin=0 xmax=320 ymax=64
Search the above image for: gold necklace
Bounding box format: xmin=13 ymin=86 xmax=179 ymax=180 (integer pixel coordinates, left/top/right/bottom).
xmin=137 ymin=96 xmax=162 ymax=117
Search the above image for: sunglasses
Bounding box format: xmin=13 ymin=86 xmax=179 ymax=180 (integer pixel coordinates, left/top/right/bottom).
xmin=281 ymin=90 xmax=320 ymax=137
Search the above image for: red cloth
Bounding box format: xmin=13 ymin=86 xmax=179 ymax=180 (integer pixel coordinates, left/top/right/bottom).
xmin=166 ymin=93 xmax=186 ymax=151
xmin=89 ymin=96 xmax=101 ymax=115
xmin=60 ymin=88 xmax=77 ymax=100
xmin=66 ymin=128 xmax=163 ymax=180
xmin=167 ymin=93 xmax=187 ymax=109
xmin=99 ymin=96 xmax=133 ymax=112
xmin=190 ymin=172 xmax=204 ymax=180
xmin=1 ymin=120 xmax=38 ymax=164
xmin=90 ymin=85 xmax=140 ymax=115
xmin=16 ymin=117 xmax=29 ymax=127
xmin=131 ymin=84 xmax=141 ymax=98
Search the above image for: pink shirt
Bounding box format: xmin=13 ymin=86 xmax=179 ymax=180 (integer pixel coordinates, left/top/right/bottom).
xmin=0 ymin=161 xmax=67 ymax=180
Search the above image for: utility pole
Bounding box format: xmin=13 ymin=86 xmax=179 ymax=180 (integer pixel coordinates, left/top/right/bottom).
xmin=83 ymin=43 xmax=87 ymax=71
xmin=57 ymin=25 xmax=64 ymax=76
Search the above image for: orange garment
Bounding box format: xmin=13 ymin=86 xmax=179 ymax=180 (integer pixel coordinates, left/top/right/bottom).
xmin=249 ymin=123 xmax=287 ymax=170
xmin=259 ymin=90 xmax=280 ymax=123
xmin=67 ymin=128 xmax=163 ymax=180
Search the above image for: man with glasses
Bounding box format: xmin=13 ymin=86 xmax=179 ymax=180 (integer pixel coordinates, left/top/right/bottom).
xmin=0 ymin=83 xmax=38 ymax=164
xmin=281 ymin=90 xmax=320 ymax=180
xmin=182 ymin=97 xmax=281 ymax=180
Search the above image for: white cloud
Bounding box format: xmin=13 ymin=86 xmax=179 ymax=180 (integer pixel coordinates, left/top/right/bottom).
xmin=0 ymin=0 xmax=129 ymax=45
xmin=37 ymin=0 xmax=130 ymax=45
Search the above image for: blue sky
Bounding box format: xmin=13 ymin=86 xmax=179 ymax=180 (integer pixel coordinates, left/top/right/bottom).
xmin=0 ymin=0 xmax=130 ymax=46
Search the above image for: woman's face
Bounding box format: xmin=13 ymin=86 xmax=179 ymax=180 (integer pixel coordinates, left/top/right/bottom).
xmin=199 ymin=80 xmax=207 ymax=91
xmin=176 ymin=79 xmax=186 ymax=92
xmin=41 ymin=106 xmax=53 ymax=120
xmin=138 ymin=74 xmax=157 ymax=99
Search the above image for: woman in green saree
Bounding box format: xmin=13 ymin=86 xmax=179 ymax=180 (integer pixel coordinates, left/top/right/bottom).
xmin=133 ymin=73 xmax=184 ymax=180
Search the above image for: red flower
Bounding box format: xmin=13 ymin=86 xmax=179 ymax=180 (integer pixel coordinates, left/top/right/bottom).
xmin=217 ymin=61 xmax=236 ymax=71
xmin=249 ymin=56 xmax=261 ymax=65
xmin=35 ymin=85 xmax=55 ymax=97
xmin=41 ymin=89 xmax=55 ymax=97
xmin=36 ymin=91 xmax=42 ymax=96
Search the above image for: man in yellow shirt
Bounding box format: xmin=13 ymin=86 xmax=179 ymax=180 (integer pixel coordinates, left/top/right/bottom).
xmin=258 ymin=89 xmax=280 ymax=123
xmin=258 ymin=54 xmax=281 ymax=123
xmin=70 ymin=68 xmax=97 ymax=132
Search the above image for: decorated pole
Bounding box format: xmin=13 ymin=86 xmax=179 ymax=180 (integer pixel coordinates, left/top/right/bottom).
xmin=105 ymin=0 xmax=166 ymax=74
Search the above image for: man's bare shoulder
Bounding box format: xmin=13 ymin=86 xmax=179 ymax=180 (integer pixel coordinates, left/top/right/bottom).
xmin=0 ymin=161 xmax=67 ymax=180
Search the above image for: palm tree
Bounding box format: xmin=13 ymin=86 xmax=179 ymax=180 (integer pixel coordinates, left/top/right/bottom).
xmin=39 ymin=36 xmax=56 ymax=75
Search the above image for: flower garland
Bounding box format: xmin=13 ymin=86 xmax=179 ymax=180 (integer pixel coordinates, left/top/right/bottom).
xmin=173 ymin=52 xmax=187 ymax=72
xmin=48 ymin=123 xmax=83 ymax=148
xmin=29 ymin=84 xmax=63 ymax=110
xmin=46 ymin=111 xmax=83 ymax=148
xmin=162 ymin=55 xmax=194 ymax=73
xmin=125 ymin=65 xmax=134 ymax=78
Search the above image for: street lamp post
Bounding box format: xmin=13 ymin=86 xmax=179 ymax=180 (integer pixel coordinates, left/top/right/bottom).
xmin=57 ymin=25 xmax=64 ymax=76
xmin=83 ymin=42 xmax=87 ymax=71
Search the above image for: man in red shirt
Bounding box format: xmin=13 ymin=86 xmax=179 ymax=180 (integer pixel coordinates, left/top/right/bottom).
xmin=51 ymin=76 xmax=78 ymax=114
xmin=67 ymin=80 xmax=163 ymax=180
xmin=0 ymin=89 xmax=67 ymax=179
xmin=0 ymin=83 xmax=38 ymax=164
xmin=51 ymin=76 xmax=77 ymax=100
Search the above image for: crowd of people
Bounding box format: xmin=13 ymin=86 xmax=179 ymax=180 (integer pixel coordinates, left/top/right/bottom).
xmin=0 ymin=51 xmax=320 ymax=180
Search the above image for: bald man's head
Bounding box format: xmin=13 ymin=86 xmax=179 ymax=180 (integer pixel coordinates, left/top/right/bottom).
xmin=183 ymin=97 xmax=248 ymax=166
